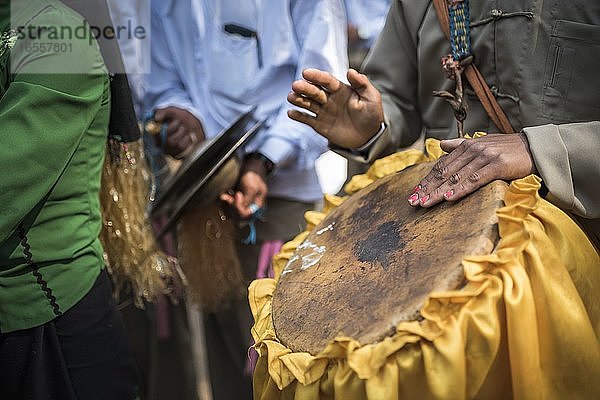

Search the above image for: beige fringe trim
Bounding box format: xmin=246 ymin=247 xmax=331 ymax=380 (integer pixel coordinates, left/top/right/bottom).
xmin=99 ymin=139 xmax=182 ymax=306
xmin=177 ymin=202 xmax=246 ymax=311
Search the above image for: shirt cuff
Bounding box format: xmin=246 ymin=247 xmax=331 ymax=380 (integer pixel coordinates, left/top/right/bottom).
xmin=353 ymin=122 xmax=387 ymax=153
xmin=153 ymin=101 xmax=205 ymax=129
xmin=257 ymin=136 xmax=296 ymax=167
xmin=522 ymin=124 xmax=574 ymax=212
xmin=329 ymin=122 xmax=394 ymax=165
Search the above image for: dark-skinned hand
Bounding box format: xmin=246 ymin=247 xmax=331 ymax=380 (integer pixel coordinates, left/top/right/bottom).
xmin=287 ymin=68 xmax=384 ymax=149
xmin=408 ymin=133 xmax=537 ymax=208
xmin=154 ymin=107 xmax=205 ymax=158
xmin=220 ymin=158 xmax=268 ymax=219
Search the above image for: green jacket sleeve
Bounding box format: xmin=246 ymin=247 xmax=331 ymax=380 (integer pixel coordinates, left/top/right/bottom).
xmin=0 ymin=9 xmax=108 ymax=244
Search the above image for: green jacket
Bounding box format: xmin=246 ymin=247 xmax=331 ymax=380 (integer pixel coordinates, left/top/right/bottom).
xmin=338 ymin=0 xmax=600 ymax=223
xmin=0 ymin=0 xmax=110 ymax=332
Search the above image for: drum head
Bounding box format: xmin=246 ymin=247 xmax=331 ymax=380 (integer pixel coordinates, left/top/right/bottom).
xmin=272 ymin=162 xmax=507 ymax=355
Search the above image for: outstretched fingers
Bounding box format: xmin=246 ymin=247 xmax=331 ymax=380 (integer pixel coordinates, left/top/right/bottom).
xmin=287 ymin=92 xmax=321 ymax=115
xmin=347 ymin=68 xmax=378 ymax=100
xmin=291 ymin=80 xmax=328 ymax=105
xmin=302 ymin=68 xmax=342 ymax=93
xmin=287 ymin=109 xmax=328 ymax=135
xmin=347 ymin=69 xmax=369 ymax=90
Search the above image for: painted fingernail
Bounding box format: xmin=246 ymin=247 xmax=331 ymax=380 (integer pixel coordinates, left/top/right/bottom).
xmin=444 ymin=189 xmax=455 ymax=199
xmin=412 ymin=184 xmax=422 ymax=193
xmin=419 ymin=194 xmax=430 ymax=205
xmin=408 ymin=193 xmax=419 ymax=205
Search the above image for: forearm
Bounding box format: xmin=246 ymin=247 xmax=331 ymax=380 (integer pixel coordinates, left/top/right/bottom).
xmin=260 ymin=0 xmax=344 ymax=168
xmin=144 ymin=10 xmax=202 ymax=121
xmin=254 ymin=118 xmax=328 ymax=170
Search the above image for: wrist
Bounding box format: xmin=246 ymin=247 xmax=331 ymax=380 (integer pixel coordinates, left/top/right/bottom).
xmin=244 ymin=153 xmax=274 ymax=179
xmin=518 ymin=132 xmax=538 ymax=175
xmin=354 ymin=121 xmax=387 ymax=152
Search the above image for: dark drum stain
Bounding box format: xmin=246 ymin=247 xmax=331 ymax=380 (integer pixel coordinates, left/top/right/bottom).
xmin=347 ymin=182 xmax=388 ymax=234
xmin=354 ymin=221 xmax=403 ymax=270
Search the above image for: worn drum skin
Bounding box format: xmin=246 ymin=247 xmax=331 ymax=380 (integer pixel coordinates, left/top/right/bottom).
xmin=272 ymin=162 xmax=508 ymax=355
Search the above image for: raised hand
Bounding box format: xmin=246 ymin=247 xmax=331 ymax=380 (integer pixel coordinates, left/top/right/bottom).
xmin=154 ymin=107 xmax=205 ymax=158
xmin=408 ymin=133 xmax=536 ymax=208
xmin=287 ymin=68 xmax=384 ymax=149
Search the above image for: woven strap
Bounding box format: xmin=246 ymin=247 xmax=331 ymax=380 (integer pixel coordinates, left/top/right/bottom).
xmin=433 ymin=0 xmax=514 ymax=134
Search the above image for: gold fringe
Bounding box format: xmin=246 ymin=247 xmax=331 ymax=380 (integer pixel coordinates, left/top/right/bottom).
xmin=99 ymin=139 xmax=181 ymax=306
xmin=177 ymin=202 xmax=246 ymax=311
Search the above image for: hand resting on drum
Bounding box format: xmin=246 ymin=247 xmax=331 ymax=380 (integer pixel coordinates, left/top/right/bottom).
xmin=287 ymin=68 xmax=384 ymax=149
xmin=220 ymin=158 xmax=268 ymax=219
xmin=408 ymin=133 xmax=537 ymax=208
xmin=154 ymin=107 xmax=205 ymax=158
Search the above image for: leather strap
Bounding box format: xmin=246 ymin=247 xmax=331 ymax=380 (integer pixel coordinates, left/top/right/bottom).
xmin=433 ymin=0 xmax=514 ymax=134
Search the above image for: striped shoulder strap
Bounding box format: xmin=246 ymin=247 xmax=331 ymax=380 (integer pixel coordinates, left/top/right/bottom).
xmin=433 ymin=0 xmax=514 ymax=134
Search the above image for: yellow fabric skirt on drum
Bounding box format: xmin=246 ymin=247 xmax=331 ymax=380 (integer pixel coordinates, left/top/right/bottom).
xmin=249 ymin=139 xmax=600 ymax=400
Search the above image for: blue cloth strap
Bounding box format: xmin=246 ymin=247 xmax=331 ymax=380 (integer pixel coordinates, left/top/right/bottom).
xmin=447 ymin=0 xmax=472 ymax=61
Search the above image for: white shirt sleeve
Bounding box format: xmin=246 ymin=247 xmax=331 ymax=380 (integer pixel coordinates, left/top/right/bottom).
xmin=344 ymin=0 xmax=391 ymax=46
xmin=144 ymin=8 xmax=203 ymax=122
xmin=257 ymin=0 xmax=349 ymax=170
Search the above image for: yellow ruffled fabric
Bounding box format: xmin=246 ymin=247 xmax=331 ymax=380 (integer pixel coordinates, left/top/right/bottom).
xmin=249 ymin=139 xmax=600 ymax=400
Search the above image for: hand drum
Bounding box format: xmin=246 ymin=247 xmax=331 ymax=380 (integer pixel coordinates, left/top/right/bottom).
xmin=272 ymin=162 xmax=507 ymax=355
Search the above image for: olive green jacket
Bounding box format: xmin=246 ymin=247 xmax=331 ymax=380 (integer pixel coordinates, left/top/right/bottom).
xmin=0 ymin=0 xmax=110 ymax=332
xmin=337 ymin=0 xmax=600 ymax=226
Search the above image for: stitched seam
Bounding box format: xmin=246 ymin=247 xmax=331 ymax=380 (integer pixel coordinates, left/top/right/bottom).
xmin=17 ymin=224 xmax=62 ymax=317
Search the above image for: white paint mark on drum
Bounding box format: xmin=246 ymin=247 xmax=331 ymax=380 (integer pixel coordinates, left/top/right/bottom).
xmin=282 ymin=255 xmax=300 ymax=274
xmin=316 ymin=222 xmax=336 ymax=235
xmin=302 ymin=248 xmax=326 ymax=270
xmin=282 ymin=241 xmax=327 ymax=274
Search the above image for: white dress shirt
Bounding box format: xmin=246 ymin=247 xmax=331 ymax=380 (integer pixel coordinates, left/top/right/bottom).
xmin=344 ymin=0 xmax=391 ymax=47
xmin=146 ymin=0 xmax=348 ymax=202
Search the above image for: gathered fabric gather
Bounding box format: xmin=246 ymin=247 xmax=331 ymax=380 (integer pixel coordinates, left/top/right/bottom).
xmin=249 ymin=139 xmax=600 ymax=400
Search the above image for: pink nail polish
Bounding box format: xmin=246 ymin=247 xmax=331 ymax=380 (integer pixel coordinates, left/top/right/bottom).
xmin=444 ymin=189 xmax=454 ymax=199
xmin=408 ymin=193 xmax=419 ymax=205
xmin=420 ymin=195 xmax=430 ymax=205
xmin=412 ymin=184 xmax=422 ymax=193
